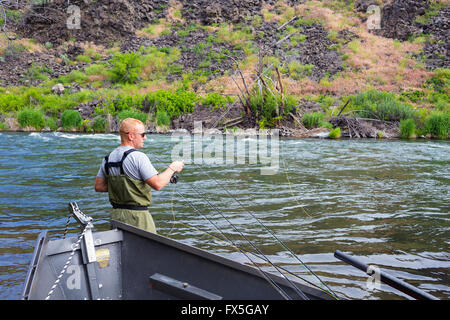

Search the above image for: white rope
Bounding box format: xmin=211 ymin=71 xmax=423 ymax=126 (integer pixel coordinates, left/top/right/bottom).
xmin=45 ymin=225 xmax=89 ymax=300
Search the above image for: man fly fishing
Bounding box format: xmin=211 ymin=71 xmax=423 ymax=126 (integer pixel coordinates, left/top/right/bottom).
xmin=94 ymin=118 xmax=184 ymax=233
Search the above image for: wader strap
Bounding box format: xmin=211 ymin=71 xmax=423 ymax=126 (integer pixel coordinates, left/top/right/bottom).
xmin=104 ymin=149 xmax=137 ymax=175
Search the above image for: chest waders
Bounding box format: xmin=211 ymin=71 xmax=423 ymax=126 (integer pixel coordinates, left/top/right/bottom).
xmin=104 ymin=149 xmax=156 ymax=233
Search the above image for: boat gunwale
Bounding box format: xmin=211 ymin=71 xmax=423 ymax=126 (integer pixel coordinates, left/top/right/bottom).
xmin=112 ymin=220 xmax=335 ymax=300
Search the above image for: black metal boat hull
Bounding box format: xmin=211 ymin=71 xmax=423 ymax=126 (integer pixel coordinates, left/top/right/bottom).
xmin=23 ymin=220 xmax=333 ymax=300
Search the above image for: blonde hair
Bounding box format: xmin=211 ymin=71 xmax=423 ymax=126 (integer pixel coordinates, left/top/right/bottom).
xmin=119 ymin=118 xmax=145 ymax=141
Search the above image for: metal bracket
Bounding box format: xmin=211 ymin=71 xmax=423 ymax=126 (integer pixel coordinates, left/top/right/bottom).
xmin=68 ymin=202 xmax=100 ymax=299
xmin=68 ymin=202 xmax=96 ymax=263
xmin=69 ymin=202 xmax=93 ymax=227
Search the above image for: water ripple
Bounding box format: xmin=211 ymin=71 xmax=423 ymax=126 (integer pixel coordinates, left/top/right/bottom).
xmin=0 ymin=133 xmax=448 ymax=299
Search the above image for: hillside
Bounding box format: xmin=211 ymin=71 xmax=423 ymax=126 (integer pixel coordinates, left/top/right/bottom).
xmin=0 ymin=0 xmax=448 ymax=139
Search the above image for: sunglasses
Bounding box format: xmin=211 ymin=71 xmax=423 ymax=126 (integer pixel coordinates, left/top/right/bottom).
xmin=124 ymin=132 xmax=146 ymax=137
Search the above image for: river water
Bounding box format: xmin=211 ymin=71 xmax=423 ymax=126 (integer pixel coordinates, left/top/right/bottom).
xmin=0 ymin=132 xmax=448 ymax=300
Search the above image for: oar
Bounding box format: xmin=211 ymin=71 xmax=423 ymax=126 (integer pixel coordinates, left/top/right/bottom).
xmin=334 ymin=250 xmax=438 ymax=300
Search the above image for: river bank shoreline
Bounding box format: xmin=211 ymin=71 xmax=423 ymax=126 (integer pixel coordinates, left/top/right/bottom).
xmin=2 ymin=108 xmax=446 ymax=140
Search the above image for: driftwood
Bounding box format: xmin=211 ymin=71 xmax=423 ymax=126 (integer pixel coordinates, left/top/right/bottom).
xmin=225 ymin=54 xmax=252 ymax=116
xmin=276 ymin=67 xmax=284 ymax=114
xmin=275 ymin=31 xmax=297 ymax=46
xmin=329 ymin=116 xmax=378 ymax=138
xmin=289 ymin=112 xmax=306 ymax=130
xmin=336 ymin=98 xmax=351 ymax=117
xmin=276 ymin=16 xmax=298 ymax=31
xmin=217 ymin=117 xmax=244 ymax=129
xmin=211 ymin=101 xmax=238 ymax=129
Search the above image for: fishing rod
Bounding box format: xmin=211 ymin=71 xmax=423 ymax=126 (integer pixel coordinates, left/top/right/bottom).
xmin=149 ymin=142 xmax=338 ymax=298
xmin=183 ymin=179 xmax=310 ymax=300
xmin=165 ymin=159 xmax=335 ymax=299
xmin=175 ymin=188 xmax=294 ymax=300
xmin=173 ymin=189 xmax=339 ymax=300
xmin=150 ymin=153 xmax=303 ymax=300
xmin=183 ymin=161 xmax=339 ymax=299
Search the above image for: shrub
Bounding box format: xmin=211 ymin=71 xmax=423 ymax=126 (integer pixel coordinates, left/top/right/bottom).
xmin=425 ymin=112 xmax=449 ymax=139
xmin=156 ymin=110 xmax=170 ymax=127
xmin=329 ymin=127 xmax=341 ymax=139
xmin=399 ymin=118 xmax=416 ymax=139
xmin=91 ymin=116 xmax=106 ymax=133
xmin=45 ymin=117 xmax=58 ymax=131
xmin=117 ymin=109 xmax=147 ymax=124
xmin=202 ymin=92 xmax=231 ymax=110
xmin=1 ymin=43 xmax=26 ymax=59
xmin=0 ymin=92 xmax=28 ymax=113
xmin=107 ymin=94 xmax=145 ymax=114
xmin=302 ymin=112 xmax=324 ymax=128
xmin=248 ymin=83 xmax=293 ymax=128
xmin=249 ymin=89 xmax=280 ymax=128
xmin=17 ymin=109 xmax=45 ymax=130
xmin=146 ymin=89 xmax=198 ymax=118
xmin=61 ymin=110 xmax=82 ymax=130
xmin=109 ymin=52 xmax=142 ymax=84
xmin=352 ymin=90 xmax=415 ymax=121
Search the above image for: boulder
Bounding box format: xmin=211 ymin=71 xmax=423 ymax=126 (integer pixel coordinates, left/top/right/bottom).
xmin=52 ymin=83 xmax=65 ymax=95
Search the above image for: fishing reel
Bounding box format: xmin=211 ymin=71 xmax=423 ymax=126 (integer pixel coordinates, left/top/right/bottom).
xmin=170 ymin=173 xmax=178 ymax=184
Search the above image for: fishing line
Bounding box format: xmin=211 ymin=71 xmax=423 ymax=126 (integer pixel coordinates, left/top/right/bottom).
xmin=149 ymin=153 xmax=295 ymax=299
xmin=150 ymin=151 xmax=336 ymax=299
xmin=277 ymin=139 xmax=340 ymax=297
xmin=166 ymin=179 xmax=177 ymax=236
xmin=175 ymin=188 xmax=295 ymax=300
xmin=184 ymin=160 xmax=339 ymax=299
xmin=178 ymin=177 xmax=310 ymax=300
xmin=279 ymin=139 xmax=312 ymax=218
xmin=172 ymin=192 xmax=339 ymax=299
xmin=278 ymin=139 xmax=340 ymax=298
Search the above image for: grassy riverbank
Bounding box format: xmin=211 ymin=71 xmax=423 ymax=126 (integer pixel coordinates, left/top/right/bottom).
xmin=0 ymin=0 xmax=448 ymax=139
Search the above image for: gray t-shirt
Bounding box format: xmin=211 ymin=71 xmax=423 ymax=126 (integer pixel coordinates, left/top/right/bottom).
xmin=97 ymin=146 xmax=158 ymax=181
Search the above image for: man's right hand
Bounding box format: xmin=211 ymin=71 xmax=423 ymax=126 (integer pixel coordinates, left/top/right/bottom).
xmin=169 ymin=160 xmax=184 ymax=173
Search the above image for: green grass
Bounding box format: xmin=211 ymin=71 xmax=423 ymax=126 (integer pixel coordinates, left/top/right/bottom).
xmin=156 ymin=110 xmax=170 ymax=127
xmin=399 ymin=118 xmax=416 ymax=139
xmin=17 ymin=109 xmax=45 ymax=130
xmin=425 ymin=111 xmax=449 ymax=139
xmin=351 ymin=90 xmax=415 ymax=121
xmin=61 ymin=110 xmax=82 ymax=130
xmin=302 ymin=112 xmax=325 ymax=129
xmin=286 ymin=61 xmax=314 ymax=80
xmin=414 ymin=1 xmax=446 ymax=25
xmin=329 ymin=127 xmax=341 ymax=139
xmin=117 ymin=109 xmax=147 ymax=124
